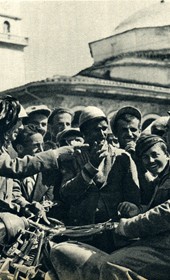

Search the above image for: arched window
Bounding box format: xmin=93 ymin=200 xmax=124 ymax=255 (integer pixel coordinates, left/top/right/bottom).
xmin=3 ymin=21 xmax=10 ymax=33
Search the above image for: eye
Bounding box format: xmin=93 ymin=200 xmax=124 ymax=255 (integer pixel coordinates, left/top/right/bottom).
xmin=130 ymin=128 xmax=138 ymax=133
xmin=151 ymin=152 xmax=160 ymax=158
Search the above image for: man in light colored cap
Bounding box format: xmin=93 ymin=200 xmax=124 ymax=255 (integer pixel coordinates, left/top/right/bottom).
xmin=59 ymin=105 xmax=140 ymax=253
xmin=110 ymin=106 xmax=142 ymax=155
xmin=24 ymin=104 xmax=51 ymax=137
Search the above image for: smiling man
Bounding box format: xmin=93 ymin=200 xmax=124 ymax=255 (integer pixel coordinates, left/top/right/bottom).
xmin=118 ymin=134 xmax=170 ymax=217
xmin=110 ymin=106 xmax=141 ymax=156
xmin=24 ymin=105 xmax=51 ymax=137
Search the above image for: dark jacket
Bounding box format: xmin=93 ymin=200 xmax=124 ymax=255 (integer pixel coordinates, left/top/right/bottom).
xmin=60 ymin=145 xmax=140 ymax=226
xmin=123 ymin=160 xmax=170 ymax=238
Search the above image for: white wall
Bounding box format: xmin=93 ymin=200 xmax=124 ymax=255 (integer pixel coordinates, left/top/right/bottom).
xmin=0 ymin=45 xmax=25 ymax=91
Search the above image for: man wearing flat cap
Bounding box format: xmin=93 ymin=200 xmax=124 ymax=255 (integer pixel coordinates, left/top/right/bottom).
xmin=110 ymin=106 xmax=154 ymax=195
xmin=59 ymin=106 xmax=140 ymax=252
xmin=110 ymin=106 xmax=141 ymax=156
xmin=50 ymin=133 xmax=170 ymax=280
xmin=56 ymin=128 xmax=84 ymax=147
xmin=23 ymin=105 xmax=51 ymax=137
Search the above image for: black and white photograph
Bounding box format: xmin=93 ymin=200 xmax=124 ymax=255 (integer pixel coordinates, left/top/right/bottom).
xmin=0 ymin=0 xmax=169 ymax=279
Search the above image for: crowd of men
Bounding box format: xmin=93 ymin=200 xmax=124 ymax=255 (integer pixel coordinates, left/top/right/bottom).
xmin=0 ymin=95 xmax=170 ymax=279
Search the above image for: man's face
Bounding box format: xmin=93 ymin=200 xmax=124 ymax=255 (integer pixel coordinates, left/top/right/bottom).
xmin=116 ymin=117 xmax=141 ymax=149
xmin=83 ymin=119 xmax=108 ymax=146
xmin=8 ymin=119 xmax=24 ymax=142
xmin=65 ymin=135 xmax=84 ymax=146
xmin=21 ymin=133 xmax=44 ymax=156
xmin=51 ymin=113 xmax=72 ymax=138
xmin=141 ymin=143 xmax=168 ymax=176
xmin=28 ymin=114 xmax=48 ymax=136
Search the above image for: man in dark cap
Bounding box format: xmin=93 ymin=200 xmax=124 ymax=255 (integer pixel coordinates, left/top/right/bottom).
xmin=56 ymin=128 xmax=84 ymax=147
xmin=50 ymin=133 xmax=170 ymax=280
xmin=110 ymin=106 xmax=141 ymax=155
xmin=60 ymin=106 xmax=140 ymax=252
xmin=110 ymin=106 xmax=155 ymax=197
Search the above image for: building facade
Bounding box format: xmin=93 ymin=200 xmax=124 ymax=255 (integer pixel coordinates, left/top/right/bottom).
xmin=0 ymin=1 xmax=170 ymax=129
xmin=0 ymin=2 xmax=28 ymax=91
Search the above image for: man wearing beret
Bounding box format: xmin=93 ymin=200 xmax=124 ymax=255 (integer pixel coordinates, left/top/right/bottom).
xmin=59 ymin=106 xmax=140 ymax=252
xmin=50 ymin=134 xmax=170 ymax=280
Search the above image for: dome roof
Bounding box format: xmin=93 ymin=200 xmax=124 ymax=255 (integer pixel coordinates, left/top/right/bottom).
xmin=115 ymin=2 xmax=170 ymax=35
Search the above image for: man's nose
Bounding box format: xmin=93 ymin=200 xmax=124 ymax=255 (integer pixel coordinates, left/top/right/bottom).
xmin=39 ymin=144 xmax=43 ymax=152
xmin=148 ymin=156 xmax=155 ymax=163
xmin=127 ymin=129 xmax=133 ymax=137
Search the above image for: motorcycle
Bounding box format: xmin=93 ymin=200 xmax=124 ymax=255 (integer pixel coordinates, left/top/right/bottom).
xmin=0 ymin=202 xmax=119 ymax=280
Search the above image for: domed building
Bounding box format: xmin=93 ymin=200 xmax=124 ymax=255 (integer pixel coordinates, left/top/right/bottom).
xmin=79 ymin=1 xmax=170 ymax=88
xmin=1 ymin=1 xmax=170 ymax=129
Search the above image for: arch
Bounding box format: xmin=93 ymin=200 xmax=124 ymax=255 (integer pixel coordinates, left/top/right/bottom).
xmin=3 ymin=21 xmax=10 ymax=33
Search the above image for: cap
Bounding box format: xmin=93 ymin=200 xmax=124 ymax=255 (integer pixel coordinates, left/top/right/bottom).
xmin=151 ymin=116 xmax=169 ymax=136
xmin=26 ymin=105 xmax=51 ymax=117
xmin=79 ymin=106 xmax=107 ymax=129
xmin=110 ymin=106 xmax=141 ymax=135
xmin=48 ymin=107 xmax=74 ymax=125
xmin=56 ymin=128 xmax=83 ymax=143
xmin=136 ymin=134 xmax=166 ymax=158
xmin=18 ymin=104 xmax=27 ymax=118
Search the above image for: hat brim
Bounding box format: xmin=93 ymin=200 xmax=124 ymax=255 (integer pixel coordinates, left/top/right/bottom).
xmin=28 ymin=109 xmax=51 ymax=117
xmin=111 ymin=106 xmax=141 ymax=135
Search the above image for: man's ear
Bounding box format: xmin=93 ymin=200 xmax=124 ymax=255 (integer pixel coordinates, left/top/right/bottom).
xmin=15 ymin=144 xmax=24 ymax=154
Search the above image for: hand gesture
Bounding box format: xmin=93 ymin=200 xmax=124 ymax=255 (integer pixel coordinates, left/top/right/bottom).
xmin=89 ymin=141 xmax=108 ymax=168
xmin=118 ymin=202 xmax=140 ymax=218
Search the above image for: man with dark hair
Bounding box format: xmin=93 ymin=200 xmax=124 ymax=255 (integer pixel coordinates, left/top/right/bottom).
xmin=110 ymin=106 xmax=141 ymax=155
xmin=46 ymin=107 xmax=74 ymax=143
xmin=12 ymin=126 xmax=54 ymax=212
xmin=13 ymin=125 xmax=44 ymax=156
